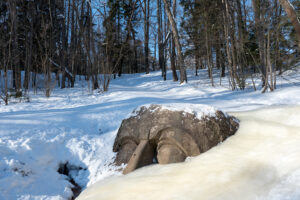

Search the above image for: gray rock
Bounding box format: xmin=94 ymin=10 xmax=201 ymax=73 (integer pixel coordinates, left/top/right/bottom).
xmin=113 ymin=104 xmax=239 ymax=174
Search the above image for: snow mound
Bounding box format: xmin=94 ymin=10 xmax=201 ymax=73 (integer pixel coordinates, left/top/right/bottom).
xmin=131 ymin=103 xmax=217 ymax=120
xmin=77 ymin=105 xmax=300 ymax=200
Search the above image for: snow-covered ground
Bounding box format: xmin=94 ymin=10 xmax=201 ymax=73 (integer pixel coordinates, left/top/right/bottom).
xmin=77 ymin=105 xmax=300 ymax=200
xmin=0 ymin=68 xmax=300 ymax=200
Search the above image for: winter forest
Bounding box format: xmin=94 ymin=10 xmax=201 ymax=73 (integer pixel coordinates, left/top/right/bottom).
xmin=1 ymin=0 xmax=300 ymax=200
xmin=0 ymin=0 xmax=299 ymax=102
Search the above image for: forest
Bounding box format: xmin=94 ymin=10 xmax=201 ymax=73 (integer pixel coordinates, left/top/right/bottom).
xmin=0 ymin=0 xmax=299 ymax=103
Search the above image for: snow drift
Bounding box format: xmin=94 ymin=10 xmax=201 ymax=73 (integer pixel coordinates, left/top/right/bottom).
xmin=77 ymin=105 xmax=300 ymax=200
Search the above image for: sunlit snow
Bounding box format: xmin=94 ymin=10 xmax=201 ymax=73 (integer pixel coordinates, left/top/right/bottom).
xmin=77 ymin=105 xmax=300 ymax=200
xmin=0 ymin=68 xmax=300 ymax=200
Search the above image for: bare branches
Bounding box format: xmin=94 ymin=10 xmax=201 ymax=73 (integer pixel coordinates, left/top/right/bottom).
xmin=278 ymin=0 xmax=300 ymax=48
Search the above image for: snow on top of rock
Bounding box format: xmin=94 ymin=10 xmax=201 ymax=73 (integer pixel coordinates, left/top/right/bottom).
xmin=130 ymin=103 xmax=217 ymax=120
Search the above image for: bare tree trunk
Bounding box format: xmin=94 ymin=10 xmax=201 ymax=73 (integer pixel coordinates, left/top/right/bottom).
xmin=117 ymin=4 xmax=123 ymax=77
xmin=236 ymin=0 xmax=246 ymax=89
xmin=219 ymin=37 xmax=226 ymax=78
xmin=267 ymin=31 xmax=274 ymax=91
xmin=61 ymin=0 xmax=69 ymax=89
xmin=163 ymin=9 xmax=168 ymax=79
xmin=222 ymin=0 xmax=235 ymax=90
xmin=87 ymin=1 xmax=99 ymax=90
xmin=143 ymin=0 xmax=150 ymax=74
xmin=252 ymin=0 xmax=267 ymax=88
xmin=157 ymin=0 xmax=166 ymax=80
xmin=8 ymin=0 xmax=21 ymax=94
xmin=162 ymin=0 xmax=187 ymax=83
xmin=274 ymin=0 xmax=282 ymax=75
xmin=2 ymin=10 xmax=10 ymax=104
xmin=153 ymin=34 xmax=157 ymax=71
xmin=24 ymin=2 xmax=33 ymax=91
xmin=132 ymin=28 xmax=138 ymax=73
xmin=70 ymin=0 xmax=76 ymax=88
xmin=205 ymin=26 xmax=214 ymax=86
xmin=195 ymin=52 xmax=199 ymax=76
xmin=229 ymin=7 xmax=240 ymax=88
xmin=170 ymin=0 xmax=178 ymax=81
xmin=279 ymin=0 xmax=300 ymax=48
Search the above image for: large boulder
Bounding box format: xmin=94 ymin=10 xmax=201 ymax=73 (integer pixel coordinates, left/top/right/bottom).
xmin=113 ymin=104 xmax=239 ymax=174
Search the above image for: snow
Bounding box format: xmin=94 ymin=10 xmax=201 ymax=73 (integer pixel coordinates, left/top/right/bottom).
xmin=77 ymin=105 xmax=300 ymax=200
xmin=130 ymin=103 xmax=217 ymax=119
xmin=0 ymin=67 xmax=300 ymax=200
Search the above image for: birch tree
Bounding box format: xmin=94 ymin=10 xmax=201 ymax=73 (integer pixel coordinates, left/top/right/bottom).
xmin=162 ymin=0 xmax=187 ymax=83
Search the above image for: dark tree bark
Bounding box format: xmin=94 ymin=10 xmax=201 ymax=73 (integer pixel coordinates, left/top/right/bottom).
xmin=143 ymin=0 xmax=150 ymax=74
xmin=252 ymin=0 xmax=266 ymax=87
xmin=8 ymin=0 xmax=21 ymax=94
xmin=170 ymin=0 xmax=178 ymax=81
xmin=157 ymin=0 xmax=166 ymax=80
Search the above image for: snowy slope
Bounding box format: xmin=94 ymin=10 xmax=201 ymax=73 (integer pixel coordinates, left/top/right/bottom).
xmin=77 ymin=105 xmax=300 ymax=200
xmin=0 ymin=68 xmax=300 ymax=200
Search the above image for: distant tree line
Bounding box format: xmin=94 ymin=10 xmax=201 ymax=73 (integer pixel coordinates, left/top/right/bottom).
xmin=0 ymin=0 xmax=299 ymax=104
xmin=181 ymin=0 xmax=300 ymax=91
